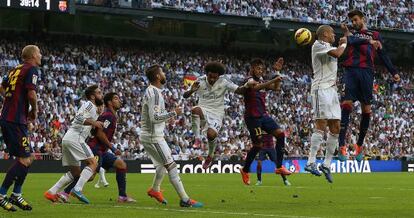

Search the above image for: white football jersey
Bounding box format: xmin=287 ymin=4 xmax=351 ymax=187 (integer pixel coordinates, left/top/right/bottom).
xmin=63 ymin=100 xmax=99 ymax=143
xmin=311 ymin=40 xmax=338 ymax=91
xmin=140 ymin=85 xmax=176 ymax=142
xmin=194 ymin=75 xmax=238 ymax=115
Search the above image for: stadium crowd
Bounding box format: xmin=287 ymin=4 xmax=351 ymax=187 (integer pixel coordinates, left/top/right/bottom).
xmin=0 ymin=33 xmax=412 ymax=162
xmin=77 ymin=0 xmax=414 ymax=32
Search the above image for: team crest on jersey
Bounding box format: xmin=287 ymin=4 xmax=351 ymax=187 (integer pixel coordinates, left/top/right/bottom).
xmin=103 ymin=120 xmax=111 ymax=128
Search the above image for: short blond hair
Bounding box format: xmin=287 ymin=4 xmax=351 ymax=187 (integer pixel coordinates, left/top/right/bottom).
xmin=21 ymin=45 xmax=39 ymax=61
xmin=316 ymin=25 xmax=332 ymax=39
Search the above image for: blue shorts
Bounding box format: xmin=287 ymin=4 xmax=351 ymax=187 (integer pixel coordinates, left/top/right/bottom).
xmin=245 ymin=115 xmax=280 ymax=144
xmin=0 ymin=120 xmax=31 ymax=158
xmin=258 ymin=148 xmax=276 ymax=161
xmin=95 ymin=151 xmax=117 ymax=171
xmin=342 ymin=67 xmax=374 ymax=104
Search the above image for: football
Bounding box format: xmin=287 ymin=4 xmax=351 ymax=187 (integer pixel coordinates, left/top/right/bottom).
xmin=294 ymin=28 xmax=312 ymax=45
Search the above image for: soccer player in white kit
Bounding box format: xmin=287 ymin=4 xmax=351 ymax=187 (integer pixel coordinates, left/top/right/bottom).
xmin=304 ymin=25 xmax=347 ymax=183
xmin=183 ymin=62 xmax=254 ymax=169
xmin=44 ymin=85 xmax=104 ymax=203
xmin=142 ymin=65 xmax=203 ymax=208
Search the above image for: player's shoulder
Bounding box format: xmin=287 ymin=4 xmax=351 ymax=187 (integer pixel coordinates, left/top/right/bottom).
xmin=144 ymin=85 xmax=160 ymax=97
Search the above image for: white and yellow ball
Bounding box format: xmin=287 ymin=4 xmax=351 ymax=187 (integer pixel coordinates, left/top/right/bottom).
xmin=294 ymin=28 xmax=312 ymax=46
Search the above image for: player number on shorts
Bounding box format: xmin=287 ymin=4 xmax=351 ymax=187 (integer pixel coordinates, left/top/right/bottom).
xmin=254 ymin=128 xmax=262 ymax=136
xmin=22 ymin=137 xmax=29 ymax=147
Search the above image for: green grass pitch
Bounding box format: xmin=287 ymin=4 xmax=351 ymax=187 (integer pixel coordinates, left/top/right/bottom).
xmin=0 ymin=173 xmax=413 ymax=217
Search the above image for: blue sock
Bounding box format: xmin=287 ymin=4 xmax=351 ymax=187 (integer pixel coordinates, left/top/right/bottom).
xmin=116 ymin=169 xmax=127 ymax=197
xmin=339 ymin=104 xmax=352 ymax=147
xmin=12 ymin=162 xmax=29 ymax=195
xmin=357 ymin=113 xmax=371 ymax=146
xmin=275 ymin=134 xmax=285 ymax=168
xmin=243 ymin=146 xmax=261 ymax=173
xmin=0 ymin=161 xmax=20 ymax=195
xmin=64 ymin=177 xmax=79 ymax=194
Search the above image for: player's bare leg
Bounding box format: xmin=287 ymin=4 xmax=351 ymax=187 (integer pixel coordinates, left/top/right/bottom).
xmin=338 ymin=100 xmax=353 ymax=161
xmin=272 ymin=129 xmax=291 ymax=176
xmin=191 ymin=107 xmax=205 ymax=148
xmin=203 ymin=128 xmax=218 ymax=169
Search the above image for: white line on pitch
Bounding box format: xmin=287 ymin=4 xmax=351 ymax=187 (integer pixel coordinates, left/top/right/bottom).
xmin=63 ymin=203 xmax=322 ymax=218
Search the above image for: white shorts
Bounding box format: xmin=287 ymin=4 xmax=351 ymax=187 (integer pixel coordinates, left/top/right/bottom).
xmin=61 ymin=140 xmax=94 ymax=167
xmin=311 ymin=87 xmax=341 ymax=120
xmin=196 ymin=106 xmax=224 ymax=133
xmin=142 ymin=139 xmax=174 ymax=167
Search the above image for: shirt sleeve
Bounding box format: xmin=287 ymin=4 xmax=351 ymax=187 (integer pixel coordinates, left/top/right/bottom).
xmin=223 ymin=77 xmax=239 ymax=92
xmin=347 ymin=35 xmax=370 ymax=45
xmin=375 ymin=33 xmax=397 ymax=75
xmin=146 ymin=89 xmax=176 ymax=124
xmin=24 ymin=67 xmax=38 ymax=90
xmin=313 ymin=42 xmax=336 ymax=57
xmin=73 ymin=101 xmax=94 ymax=125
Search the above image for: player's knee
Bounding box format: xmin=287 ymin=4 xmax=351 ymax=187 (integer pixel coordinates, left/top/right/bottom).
xmin=116 ymin=160 xmax=127 ymax=170
xmin=191 ymin=107 xmax=202 ymax=115
xmin=207 ymin=129 xmax=217 ymax=141
xmin=19 ymin=156 xmax=33 ymax=167
xmin=341 ymin=102 xmax=353 ymax=112
xmin=165 ymin=162 xmax=177 ymax=172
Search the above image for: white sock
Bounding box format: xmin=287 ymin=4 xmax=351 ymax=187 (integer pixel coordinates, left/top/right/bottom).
xmin=168 ymin=165 xmax=189 ymax=202
xmin=98 ymin=168 xmax=108 ymax=184
xmin=324 ymin=132 xmax=339 ymax=167
xmin=207 ymin=138 xmax=217 ymax=157
xmin=49 ymin=171 xmax=74 ymax=194
xmin=152 ymin=165 xmax=166 ymax=192
xmin=191 ymin=114 xmax=201 ymax=139
xmin=74 ymin=167 xmax=94 ymax=192
xmin=308 ymin=130 xmax=324 ymax=164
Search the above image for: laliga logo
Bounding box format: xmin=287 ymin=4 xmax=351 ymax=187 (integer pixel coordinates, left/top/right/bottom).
xmin=180 ymin=161 xmax=243 ymax=174
xmin=59 ymin=1 xmax=67 ymax=12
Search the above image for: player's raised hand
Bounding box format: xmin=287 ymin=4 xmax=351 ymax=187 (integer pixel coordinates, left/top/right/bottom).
xmin=190 ymin=81 xmax=200 ymax=92
xmin=341 ymin=23 xmax=351 ymax=36
xmin=93 ymin=121 xmax=104 ymax=129
xmin=393 ymin=74 xmax=401 ymax=82
xmin=369 ymin=40 xmax=382 ymax=50
xmin=273 ymin=57 xmax=284 ymax=71
xmin=339 ymin=37 xmax=347 ymax=45
xmin=174 ymin=106 xmax=183 ymax=116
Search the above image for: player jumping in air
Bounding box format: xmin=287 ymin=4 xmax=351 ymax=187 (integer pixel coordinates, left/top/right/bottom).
xmin=240 ymin=58 xmax=292 ymax=186
xmin=183 ymin=61 xmax=255 ymax=169
xmin=338 ymin=10 xmax=400 ymax=162
xmin=305 ymin=25 xmax=347 ymax=183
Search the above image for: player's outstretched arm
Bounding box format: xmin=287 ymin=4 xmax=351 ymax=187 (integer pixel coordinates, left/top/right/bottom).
xmin=327 ymin=37 xmax=347 ymax=58
xmin=376 ymin=34 xmax=400 ymax=81
xmin=234 ymin=80 xmax=257 ymax=94
xmin=183 ymin=81 xmax=200 ymax=98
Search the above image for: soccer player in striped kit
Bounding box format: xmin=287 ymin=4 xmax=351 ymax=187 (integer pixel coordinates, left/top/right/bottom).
xmin=338 ymin=10 xmax=400 ymax=162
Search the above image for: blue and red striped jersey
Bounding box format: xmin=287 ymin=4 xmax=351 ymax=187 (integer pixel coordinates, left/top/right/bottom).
xmin=243 ymin=76 xmax=267 ymax=118
xmin=342 ymin=29 xmax=397 ymax=75
xmin=88 ymin=109 xmax=117 ymax=153
xmin=262 ymin=134 xmax=275 ymax=149
xmin=0 ymin=63 xmax=38 ymax=125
